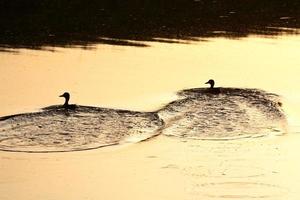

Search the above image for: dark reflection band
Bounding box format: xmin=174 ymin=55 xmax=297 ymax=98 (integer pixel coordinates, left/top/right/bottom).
xmin=0 ymin=0 xmax=299 ymax=50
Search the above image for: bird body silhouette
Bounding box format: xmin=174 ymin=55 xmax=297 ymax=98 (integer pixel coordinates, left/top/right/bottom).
xmin=59 ymin=92 xmax=77 ymax=109
xmin=205 ymin=79 xmax=221 ymax=94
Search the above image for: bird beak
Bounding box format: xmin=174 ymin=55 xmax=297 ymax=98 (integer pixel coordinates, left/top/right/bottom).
xmin=59 ymin=94 xmax=64 ymax=97
xmin=205 ymin=81 xmax=209 ymax=84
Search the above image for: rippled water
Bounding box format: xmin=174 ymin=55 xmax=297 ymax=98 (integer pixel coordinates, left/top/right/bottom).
xmin=0 ymin=106 xmax=163 ymax=152
xmin=159 ymin=88 xmax=287 ymax=139
xmin=0 ymin=87 xmax=286 ymax=152
xmin=0 ymin=34 xmax=300 ymax=200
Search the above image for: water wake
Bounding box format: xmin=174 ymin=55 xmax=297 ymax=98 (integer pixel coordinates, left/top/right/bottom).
xmin=158 ymin=88 xmax=287 ymax=140
xmin=0 ymin=88 xmax=287 ymax=152
xmin=0 ymin=106 xmax=163 ymax=152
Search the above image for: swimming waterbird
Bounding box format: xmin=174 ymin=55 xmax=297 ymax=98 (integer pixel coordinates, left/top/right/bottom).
xmin=59 ymin=92 xmax=76 ymax=109
xmin=205 ymin=79 xmax=221 ymax=94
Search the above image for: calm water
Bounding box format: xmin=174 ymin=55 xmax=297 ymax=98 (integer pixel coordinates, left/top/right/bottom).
xmin=0 ymin=34 xmax=300 ymax=199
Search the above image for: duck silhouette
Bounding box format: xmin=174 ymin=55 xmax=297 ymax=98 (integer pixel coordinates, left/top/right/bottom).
xmin=59 ymin=92 xmax=77 ymax=109
xmin=205 ymin=79 xmax=221 ymax=94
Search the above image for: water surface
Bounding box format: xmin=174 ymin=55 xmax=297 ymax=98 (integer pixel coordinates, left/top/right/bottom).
xmin=0 ymin=106 xmax=163 ymax=152
xmin=159 ymin=88 xmax=286 ymax=139
xmin=0 ymin=33 xmax=300 ymax=199
xmin=0 ymin=0 xmax=299 ymax=49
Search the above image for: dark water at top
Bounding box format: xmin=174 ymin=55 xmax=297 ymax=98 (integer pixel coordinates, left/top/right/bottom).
xmin=0 ymin=0 xmax=299 ymax=50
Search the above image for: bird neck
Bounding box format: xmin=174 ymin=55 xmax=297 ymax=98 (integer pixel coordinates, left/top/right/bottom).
xmin=64 ymin=96 xmax=70 ymax=106
xmin=210 ymin=83 xmax=215 ymax=88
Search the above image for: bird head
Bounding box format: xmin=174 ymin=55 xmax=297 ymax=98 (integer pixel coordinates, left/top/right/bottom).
xmin=205 ymin=79 xmax=215 ymax=88
xmin=59 ymin=92 xmax=70 ymax=106
xmin=59 ymin=92 xmax=70 ymax=99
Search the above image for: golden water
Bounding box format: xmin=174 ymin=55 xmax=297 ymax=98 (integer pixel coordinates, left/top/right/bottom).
xmin=0 ymin=35 xmax=300 ymax=199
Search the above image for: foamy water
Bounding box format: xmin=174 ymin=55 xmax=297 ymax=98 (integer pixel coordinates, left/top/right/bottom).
xmin=0 ymin=87 xmax=287 ymax=152
xmin=0 ymin=106 xmax=163 ymax=152
xmin=159 ymin=88 xmax=287 ymax=140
